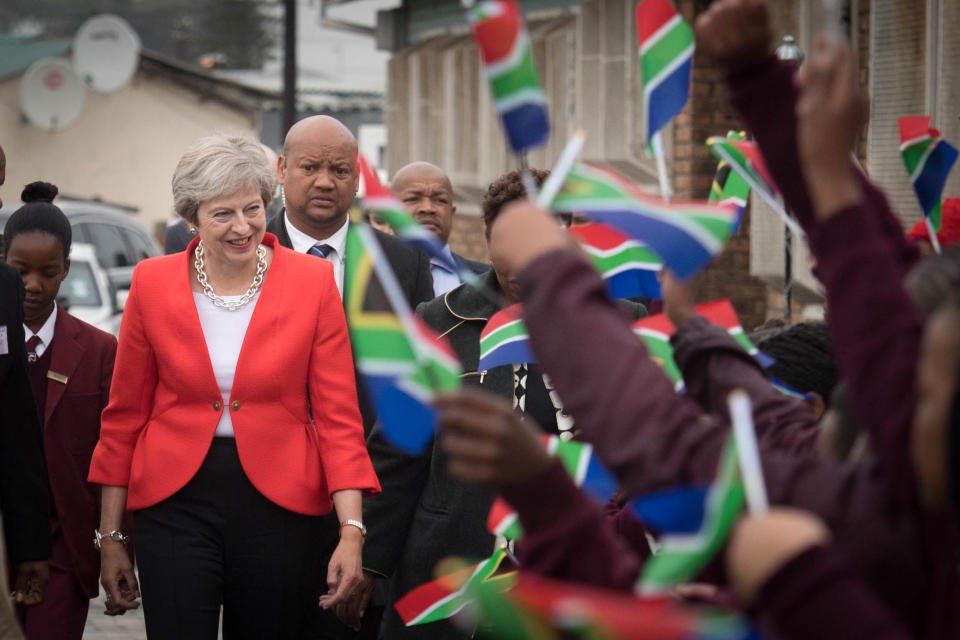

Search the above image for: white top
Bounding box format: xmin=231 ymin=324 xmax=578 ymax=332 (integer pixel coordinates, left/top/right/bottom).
xmin=431 ymin=244 xmax=462 ymax=297
xmin=193 ymin=291 xmax=260 ymax=437
xmin=24 ymin=302 xmax=57 ymax=358
xmin=284 ymin=213 xmax=349 ymax=297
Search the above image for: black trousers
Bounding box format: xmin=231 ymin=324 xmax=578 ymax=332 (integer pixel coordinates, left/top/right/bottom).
xmin=134 ymin=438 xmax=330 ymax=640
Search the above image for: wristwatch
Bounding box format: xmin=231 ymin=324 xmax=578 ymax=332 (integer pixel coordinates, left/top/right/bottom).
xmin=93 ymin=529 xmax=129 ymax=550
xmin=340 ymin=519 xmax=367 ymax=537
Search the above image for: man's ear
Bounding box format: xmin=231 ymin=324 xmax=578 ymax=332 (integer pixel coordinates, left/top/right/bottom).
xmin=277 ymin=156 xmax=286 ymax=184
xmin=807 ymin=392 xmax=826 ymax=420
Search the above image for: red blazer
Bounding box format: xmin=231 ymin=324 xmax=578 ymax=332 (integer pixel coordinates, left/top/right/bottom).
xmin=89 ymin=233 xmax=380 ymax=515
xmin=44 ymin=308 xmax=117 ymax=598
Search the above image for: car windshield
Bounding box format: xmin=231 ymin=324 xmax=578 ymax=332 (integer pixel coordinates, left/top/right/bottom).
xmin=61 ymin=261 xmax=103 ymax=307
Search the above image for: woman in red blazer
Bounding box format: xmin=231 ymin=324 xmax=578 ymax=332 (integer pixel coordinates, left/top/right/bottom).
xmin=88 ymin=136 xmax=379 ymax=639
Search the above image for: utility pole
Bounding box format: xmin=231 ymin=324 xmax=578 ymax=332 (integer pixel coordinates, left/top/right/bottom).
xmin=283 ymin=0 xmax=297 ymax=134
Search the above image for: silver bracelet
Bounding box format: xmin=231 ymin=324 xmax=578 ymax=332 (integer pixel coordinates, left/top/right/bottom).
xmin=93 ymin=529 xmax=129 ymax=550
xmin=340 ymin=519 xmax=366 ymax=537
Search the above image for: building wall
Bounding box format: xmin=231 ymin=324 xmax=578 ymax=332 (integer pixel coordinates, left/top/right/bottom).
xmin=0 ymin=62 xmax=258 ymax=240
xmin=386 ymin=0 xmax=955 ymax=327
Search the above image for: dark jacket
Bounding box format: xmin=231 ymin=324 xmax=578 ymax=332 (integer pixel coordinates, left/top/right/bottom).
xmin=43 ymin=307 xmax=117 ymax=597
xmin=0 ymin=262 xmax=52 ymax=564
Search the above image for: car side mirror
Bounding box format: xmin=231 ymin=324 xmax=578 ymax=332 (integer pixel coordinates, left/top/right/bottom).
xmin=115 ymin=288 xmax=129 ymax=312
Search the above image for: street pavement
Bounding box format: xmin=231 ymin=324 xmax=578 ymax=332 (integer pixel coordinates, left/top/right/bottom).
xmin=83 ymin=592 xmax=146 ymax=639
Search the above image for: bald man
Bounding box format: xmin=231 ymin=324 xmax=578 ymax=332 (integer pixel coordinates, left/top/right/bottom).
xmin=267 ymin=116 xmax=433 ymax=303
xmin=391 ymin=162 xmax=488 ymax=296
xmin=266 ymin=116 xmax=434 ymax=639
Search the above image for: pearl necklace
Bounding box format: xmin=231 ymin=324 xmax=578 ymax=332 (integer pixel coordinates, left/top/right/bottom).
xmin=194 ymin=241 xmax=267 ymax=311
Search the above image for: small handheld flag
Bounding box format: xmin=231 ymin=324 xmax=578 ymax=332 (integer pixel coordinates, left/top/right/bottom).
xmin=478 ymin=304 xmax=531 ymax=371
xmin=708 ymin=131 xmax=751 ymax=232
xmin=568 ymin=223 xmax=663 ymax=299
xmin=638 ymin=432 xmax=746 ymax=594
xmin=468 ymin=0 xmax=550 ymax=153
xmin=899 ymin=115 xmax=958 ymax=244
xmin=470 ymin=571 xmax=754 ymax=639
xmin=636 ymin=0 xmax=694 ymax=145
xmin=344 ymin=224 xmax=462 ymax=454
xmin=394 ymin=548 xmax=515 ymax=626
xmin=551 ymin=163 xmax=738 ymax=280
xmin=706 ymin=136 xmax=804 ymax=237
xmin=631 ymin=300 xmax=774 ymax=389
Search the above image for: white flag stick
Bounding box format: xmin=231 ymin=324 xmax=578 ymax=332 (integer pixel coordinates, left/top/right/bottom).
xmin=925 ymin=216 xmax=942 ymax=254
xmin=727 ymin=389 xmax=769 ymax=515
xmin=536 ymin=131 xmax=586 ymax=209
xmin=652 ymin=132 xmax=672 ymax=202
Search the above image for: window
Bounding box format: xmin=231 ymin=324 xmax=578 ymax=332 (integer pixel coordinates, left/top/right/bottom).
xmin=60 ymin=261 xmax=102 ymax=307
xmin=123 ymin=228 xmax=155 ymax=262
xmin=78 ymin=223 xmax=132 ymax=269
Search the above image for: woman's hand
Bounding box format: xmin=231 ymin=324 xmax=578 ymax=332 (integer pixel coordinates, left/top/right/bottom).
xmin=318 ymin=528 xmax=364 ymax=610
xmin=99 ymin=542 xmax=140 ymax=615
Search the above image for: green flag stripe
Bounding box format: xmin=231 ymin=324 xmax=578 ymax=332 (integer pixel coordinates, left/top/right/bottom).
xmin=641 ymin=20 xmax=694 ymax=84
xmin=489 ymin=46 xmax=541 ymax=98
xmin=640 ymin=436 xmax=745 ymax=592
xmin=479 ymin=320 xmax=527 ymax=353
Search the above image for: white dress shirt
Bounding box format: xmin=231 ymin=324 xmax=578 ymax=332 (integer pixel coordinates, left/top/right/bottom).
xmin=431 ymin=244 xmax=463 ymax=297
xmin=284 ymin=214 xmax=349 ymax=297
xmin=24 ymin=302 xmax=57 ymax=358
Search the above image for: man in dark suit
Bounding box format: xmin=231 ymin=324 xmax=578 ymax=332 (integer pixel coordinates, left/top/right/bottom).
xmin=0 ymin=146 xmax=51 ymax=640
xmin=391 ymin=161 xmax=489 ymax=296
xmin=265 ymin=116 xmax=432 ymax=639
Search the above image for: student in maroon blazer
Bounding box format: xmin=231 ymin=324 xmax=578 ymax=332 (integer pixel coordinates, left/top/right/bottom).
xmin=4 ymin=182 xmax=120 ymax=639
xmin=88 ymin=136 xmax=380 ymax=639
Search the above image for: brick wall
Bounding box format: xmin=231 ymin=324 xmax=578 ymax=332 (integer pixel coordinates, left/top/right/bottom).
xmin=673 ymin=0 xmax=770 ymax=331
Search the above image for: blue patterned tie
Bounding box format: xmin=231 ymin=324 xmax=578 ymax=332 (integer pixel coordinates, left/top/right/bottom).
xmin=308 ymin=243 xmax=333 ymax=259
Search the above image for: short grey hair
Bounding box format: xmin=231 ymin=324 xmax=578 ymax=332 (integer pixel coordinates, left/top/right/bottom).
xmin=172 ymin=135 xmax=277 ymax=224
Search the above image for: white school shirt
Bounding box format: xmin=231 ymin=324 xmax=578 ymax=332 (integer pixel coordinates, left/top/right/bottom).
xmin=23 ymin=302 xmax=57 ymax=358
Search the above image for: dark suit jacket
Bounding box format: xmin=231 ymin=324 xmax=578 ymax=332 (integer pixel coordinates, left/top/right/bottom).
xmin=266 ymin=211 xmax=435 ymax=434
xmin=163 ymin=219 xmax=193 ymax=254
xmin=45 ymin=307 xmax=117 ymax=597
xmin=362 ymin=270 xmax=513 ymax=640
xmin=0 ymin=262 xmax=52 ymax=564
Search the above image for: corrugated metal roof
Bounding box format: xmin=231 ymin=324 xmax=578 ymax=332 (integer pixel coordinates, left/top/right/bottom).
xmin=0 ymin=34 xmax=71 ymax=81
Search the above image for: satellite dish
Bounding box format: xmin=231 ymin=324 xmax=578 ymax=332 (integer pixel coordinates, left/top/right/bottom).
xmin=73 ymin=14 xmax=141 ymax=93
xmin=20 ymin=58 xmax=87 ymax=131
